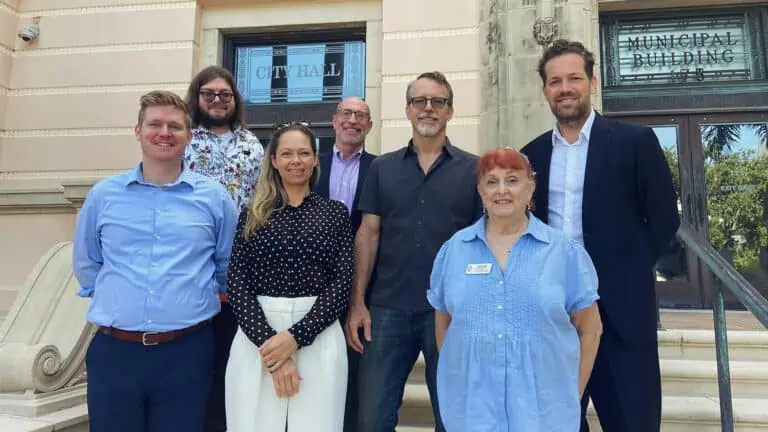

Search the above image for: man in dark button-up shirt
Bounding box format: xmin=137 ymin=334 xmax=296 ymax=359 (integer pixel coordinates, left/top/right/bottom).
xmin=347 ymin=71 xmax=482 ymax=432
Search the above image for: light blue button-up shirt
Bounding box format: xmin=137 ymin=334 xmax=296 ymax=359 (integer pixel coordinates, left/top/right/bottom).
xmin=549 ymin=109 xmax=595 ymax=244
xmin=73 ymin=163 xmax=238 ymax=332
xmin=428 ymin=214 xmax=599 ymax=432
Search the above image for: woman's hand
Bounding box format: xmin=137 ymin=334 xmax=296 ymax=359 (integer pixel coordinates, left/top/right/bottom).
xmin=260 ymin=330 xmax=299 ymax=373
xmin=271 ymin=358 xmax=302 ymax=398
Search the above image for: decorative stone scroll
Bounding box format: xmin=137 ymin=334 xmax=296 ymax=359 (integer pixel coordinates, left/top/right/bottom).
xmin=0 ymin=242 xmax=94 ymax=402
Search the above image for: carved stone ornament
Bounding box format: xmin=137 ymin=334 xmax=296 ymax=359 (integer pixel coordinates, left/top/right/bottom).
xmin=0 ymin=242 xmax=95 ymax=394
xmin=533 ymin=17 xmax=559 ymax=46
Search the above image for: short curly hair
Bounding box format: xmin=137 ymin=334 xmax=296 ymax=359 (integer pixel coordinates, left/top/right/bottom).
xmin=537 ymin=39 xmax=596 ymax=83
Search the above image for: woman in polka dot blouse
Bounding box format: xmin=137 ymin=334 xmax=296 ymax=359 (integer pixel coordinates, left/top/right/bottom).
xmin=224 ymin=122 xmax=353 ymax=432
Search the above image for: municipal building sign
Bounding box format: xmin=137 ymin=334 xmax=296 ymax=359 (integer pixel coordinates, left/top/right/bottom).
xmin=610 ymin=15 xmax=752 ymax=86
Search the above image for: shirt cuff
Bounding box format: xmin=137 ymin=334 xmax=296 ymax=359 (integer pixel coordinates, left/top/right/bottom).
xmin=77 ymin=287 xmax=94 ymax=298
xmin=288 ymin=322 xmax=316 ymax=348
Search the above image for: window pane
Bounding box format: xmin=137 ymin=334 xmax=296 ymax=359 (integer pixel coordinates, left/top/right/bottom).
xmin=701 ymin=122 xmax=768 ymax=294
xmin=235 ymin=41 xmax=366 ymax=104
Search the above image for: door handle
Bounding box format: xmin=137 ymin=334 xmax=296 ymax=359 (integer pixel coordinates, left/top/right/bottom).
xmin=697 ymin=193 xmax=705 ymax=227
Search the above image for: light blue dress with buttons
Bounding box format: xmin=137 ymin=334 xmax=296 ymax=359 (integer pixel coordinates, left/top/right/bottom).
xmin=427 ymin=214 xmax=599 ymax=432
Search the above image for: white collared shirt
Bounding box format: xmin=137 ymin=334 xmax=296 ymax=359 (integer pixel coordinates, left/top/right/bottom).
xmin=548 ymin=110 xmax=596 ymax=245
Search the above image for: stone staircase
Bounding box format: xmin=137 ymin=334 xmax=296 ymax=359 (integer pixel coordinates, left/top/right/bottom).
xmin=398 ymin=329 xmax=768 ymax=431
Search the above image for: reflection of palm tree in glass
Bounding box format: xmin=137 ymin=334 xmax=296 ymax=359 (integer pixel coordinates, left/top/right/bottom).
xmin=702 ymin=124 xmax=768 ymax=160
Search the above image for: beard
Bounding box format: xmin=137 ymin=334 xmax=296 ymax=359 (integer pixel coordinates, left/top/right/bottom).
xmin=198 ymin=107 xmax=233 ymax=129
xmin=414 ymin=115 xmax=444 ymax=137
xmin=550 ymin=96 xmax=591 ymax=124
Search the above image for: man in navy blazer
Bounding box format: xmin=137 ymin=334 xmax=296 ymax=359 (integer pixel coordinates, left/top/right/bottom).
xmin=315 ymin=97 xmax=376 ymax=235
xmin=313 ymin=96 xmax=376 ymax=432
xmin=521 ymin=40 xmax=680 ymax=432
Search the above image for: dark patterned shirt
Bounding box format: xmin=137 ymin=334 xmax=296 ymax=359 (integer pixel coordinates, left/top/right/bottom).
xmin=227 ymin=192 xmax=353 ymax=348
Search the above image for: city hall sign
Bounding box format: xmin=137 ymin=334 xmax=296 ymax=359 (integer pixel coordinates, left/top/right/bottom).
xmin=612 ymin=16 xmax=752 ymax=86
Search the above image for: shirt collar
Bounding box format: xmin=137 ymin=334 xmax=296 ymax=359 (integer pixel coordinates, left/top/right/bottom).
xmin=457 ymin=214 xmax=551 ymax=245
xmin=552 ymin=109 xmax=596 ymax=147
xmin=280 ymin=191 xmax=321 ymax=210
xmin=125 ymin=161 xmax=197 ymax=189
xmin=333 ymin=144 xmax=363 ymax=161
xmin=403 ymin=137 xmax=456 ymax=159
xmin=193 ymin=125 xmax=242 ymax=138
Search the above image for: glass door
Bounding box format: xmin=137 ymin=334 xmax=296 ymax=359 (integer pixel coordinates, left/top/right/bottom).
xmin=691 ymin=112 xmax=768 ymax=308
xmin=614 ymin=115 xmax=706 ymax=308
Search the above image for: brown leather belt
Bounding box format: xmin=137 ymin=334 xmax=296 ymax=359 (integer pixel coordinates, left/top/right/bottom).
xmin=98 ymin=320 xmax=210 ymax=346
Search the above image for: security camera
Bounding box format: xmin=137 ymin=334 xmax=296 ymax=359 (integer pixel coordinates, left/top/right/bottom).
xmin=18 ymin=26 xmax=40 ymax=42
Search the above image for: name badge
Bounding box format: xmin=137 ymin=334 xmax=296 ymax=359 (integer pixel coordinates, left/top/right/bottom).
xmin=465 ymin=263 xmax=492 ymax=275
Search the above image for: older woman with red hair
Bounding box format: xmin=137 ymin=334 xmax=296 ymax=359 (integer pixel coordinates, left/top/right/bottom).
xmin=427 ymin=148 xmax=603 ymax=431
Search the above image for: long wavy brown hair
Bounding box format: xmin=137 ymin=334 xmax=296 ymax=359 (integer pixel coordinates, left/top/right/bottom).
xmin=185 ymin=65 xmax=246 ymax=130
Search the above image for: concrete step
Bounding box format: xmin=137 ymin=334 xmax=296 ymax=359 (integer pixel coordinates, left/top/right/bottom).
xmin=587 ymin=396 xmax=768 ymax=432
xmin=659 ymin=330 xmax=768 ymax=362
xmin=661 ymin=359 xmax=768 ymax=398
xmin=406 ymin=357 xmax=768 ymax=399
xmin=399 ymin=382 xmax=768 ymax=431
xmin=406 ymin=330 xmax=768 ymax=382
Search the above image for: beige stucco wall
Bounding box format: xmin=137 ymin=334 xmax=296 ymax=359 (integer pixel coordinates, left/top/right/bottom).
xmin=379 ymin=0 xmax=482 ymax=154
xmin=0 ymin=0 xmax=17 ymax=161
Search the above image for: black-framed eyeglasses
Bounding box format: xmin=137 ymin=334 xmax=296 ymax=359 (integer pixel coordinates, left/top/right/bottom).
xmin=200 ymin=90 xmax=234 ymax=103
xmin=272 ymin=120 xmax=312 ymax=132
xmin=336 ymin=109 xmax=371 ymax=121
xmin=408 ymin=96 xmax=450 ymax=110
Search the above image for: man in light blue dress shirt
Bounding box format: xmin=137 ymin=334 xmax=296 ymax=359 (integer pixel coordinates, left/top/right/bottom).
xmin=73 ymin=90 xmax=238 ymax=432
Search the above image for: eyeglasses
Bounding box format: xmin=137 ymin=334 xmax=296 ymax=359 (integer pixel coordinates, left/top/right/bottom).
xmin=408 ymin=96 xmax=450 ymax=110
xmin=200 ymin=90 xmax=234 ymax=103
xmin=272 ymin=120 xmax=312 ymax=132
xmin=336 ymin=109 xmax=370 ymax=121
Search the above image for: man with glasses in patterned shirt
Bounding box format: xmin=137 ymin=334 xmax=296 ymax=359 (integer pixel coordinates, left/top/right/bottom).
xmin=313 ymin=96 xmax=376 ymax=432
xmin=183 ymin=65 xmax=265 ymax=432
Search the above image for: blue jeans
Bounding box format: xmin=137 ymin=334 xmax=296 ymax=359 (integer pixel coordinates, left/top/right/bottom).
xmin=356 ymin=306 xmax=445 ymax=432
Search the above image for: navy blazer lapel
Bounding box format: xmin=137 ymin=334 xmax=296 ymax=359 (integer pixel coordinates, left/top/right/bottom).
xmin=316 ymin=151 xmax=332 ymax=198
xmin=582 ymin=113 xmax=612 ymax=231
xmin=353 ymin=151 xmax=374 ymax=207
xmin=534 ymin=134 xmax=553 ymax=224
xmin=357 ymin=152 xmax=373 ymax=193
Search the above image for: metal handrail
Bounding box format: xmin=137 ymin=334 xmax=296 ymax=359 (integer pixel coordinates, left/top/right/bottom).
xmin=675 ymin=222 xmax=768 ymax=432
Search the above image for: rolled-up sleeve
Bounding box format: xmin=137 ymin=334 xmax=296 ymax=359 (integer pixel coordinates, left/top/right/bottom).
xmin=72 ymin=187 xmax=104 ymax=298
xmin=428 ymin=241 xmax=451 ymax=313
xmin=565 ymin=240 xmax=599 ymax=314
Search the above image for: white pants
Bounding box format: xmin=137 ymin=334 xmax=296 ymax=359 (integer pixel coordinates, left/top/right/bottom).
xmin=225 ymin=296 xmax=347 ymax=432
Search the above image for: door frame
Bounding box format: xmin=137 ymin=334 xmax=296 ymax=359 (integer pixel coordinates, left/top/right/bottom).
xmin=688 ymin=112 xmax=768 ymax=308
xmin=609 ymin=114 xmax=706 ymax=308
xmin=610 ymin=111 xmax=768 ymax=309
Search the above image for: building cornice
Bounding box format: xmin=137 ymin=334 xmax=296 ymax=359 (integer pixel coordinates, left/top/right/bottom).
xmin=0 ymin=179 xmax=99 ymax=214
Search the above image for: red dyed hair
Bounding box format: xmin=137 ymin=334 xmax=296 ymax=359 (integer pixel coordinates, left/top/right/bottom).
xmin=477 ymin=148 xmax=536 ymax=211
xmin=477 ymin=148 xmax=534 ymax=182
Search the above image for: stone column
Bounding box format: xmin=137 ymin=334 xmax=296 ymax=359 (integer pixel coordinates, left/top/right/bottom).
xmin=480 ymin=0 xmax=601 ymax=149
